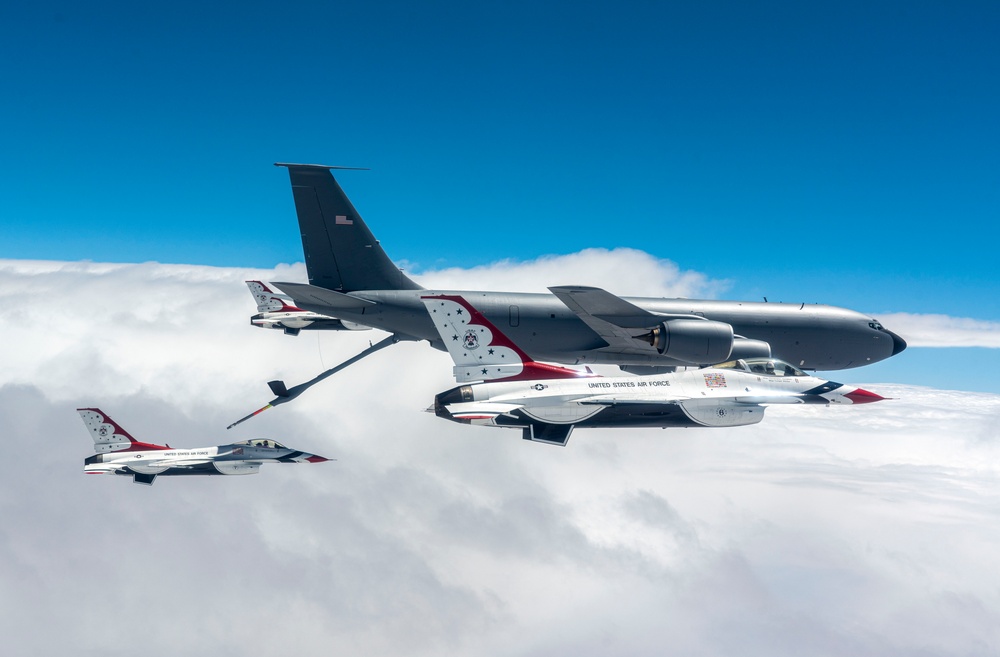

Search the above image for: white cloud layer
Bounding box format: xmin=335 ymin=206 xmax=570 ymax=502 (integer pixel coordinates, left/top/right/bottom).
xmin=878 ymin=312 xmax=1000 ymax=348
xmin=409 ymin=247 xmax=730 ymax=298
xmin=2 ymin=256 xmax=1000 ymax=656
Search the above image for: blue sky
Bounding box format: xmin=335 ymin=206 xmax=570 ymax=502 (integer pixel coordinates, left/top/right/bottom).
xmin=1 ymin=1 xmax=998 ymax=389
xmin=3 ymin=6 xmax=1000 ymax=653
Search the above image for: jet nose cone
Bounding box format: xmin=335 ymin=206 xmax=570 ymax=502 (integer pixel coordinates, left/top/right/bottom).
xmin=885 ymin=329 xmax=907 ymax=356
xmin=305 ymin=455 xmax=329 ymax=463
xmin=844 ymin=388 xmax=886 ymax=404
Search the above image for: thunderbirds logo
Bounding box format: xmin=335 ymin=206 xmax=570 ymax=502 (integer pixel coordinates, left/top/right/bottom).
xmin=463 ymin=330 xmax=480 ymax=350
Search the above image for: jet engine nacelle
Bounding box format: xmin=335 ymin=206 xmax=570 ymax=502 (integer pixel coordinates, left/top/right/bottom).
xmin=643 ymin=319 xmax=734 ymax=364
xmin=730 ymin=337 xmax=771 ymax=361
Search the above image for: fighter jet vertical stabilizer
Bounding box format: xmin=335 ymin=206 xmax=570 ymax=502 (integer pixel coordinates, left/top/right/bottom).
xmin=245 ymin=280 xmax=370 ymax=335
xmin=421 ymin=294 xmax=593 ymax=383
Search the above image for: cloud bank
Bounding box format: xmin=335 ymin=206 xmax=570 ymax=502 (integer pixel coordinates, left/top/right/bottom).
xmin=410 ymin=247 xmax=730 ymax=299
xmin=877 ymin=312 xmax=1000 ymax=348
xmin=1 ymin=255 xmax=999 ymax=657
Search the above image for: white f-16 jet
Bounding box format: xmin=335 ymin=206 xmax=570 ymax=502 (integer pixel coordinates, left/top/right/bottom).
xmin=246 ymin=280 xmax=370 ymax=335
xmin=79 ymin=408 xmax=329 ymax=485
xmin=423 ymin=295 xmax=886 ymax=446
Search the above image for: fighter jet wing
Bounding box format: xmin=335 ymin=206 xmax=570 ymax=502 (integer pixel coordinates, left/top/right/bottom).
xmin=548 ymin=286 xmax=697 ymax=355
xmin=576 ymin=396 xmax=691 ymax=405
xmin=128 ymin=463 xmax=177 ymax=475
xmin=140 ymin=458 xmax=216 ymax=469
xmin=732 ymin=395 xmax=806 ymax=405
xmin=270 ymin=282 xmax=376 ymax=313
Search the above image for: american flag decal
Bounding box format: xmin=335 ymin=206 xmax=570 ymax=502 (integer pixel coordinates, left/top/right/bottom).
xmin=703 ymin=373 xmax=727 ymax=388
xmin=335 ymin=215 xmax=353 ymax=225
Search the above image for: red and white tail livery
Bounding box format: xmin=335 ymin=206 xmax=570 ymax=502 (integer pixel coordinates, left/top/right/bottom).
xmin=247 ymin=280 xmax=300 ymax=313
xmin=246 ymin=280 xmax=370 ymax=336
xmin=421 ymin=294 xmax=591 ymax=383
xmin=78 ymin=408 xmax=171 ymax=453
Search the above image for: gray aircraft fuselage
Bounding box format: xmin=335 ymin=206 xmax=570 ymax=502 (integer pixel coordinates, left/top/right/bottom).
xmin=271 ymin=163 xmax=905 ymax=372
xmin=294 ymin=289 xmax=902 ymax=371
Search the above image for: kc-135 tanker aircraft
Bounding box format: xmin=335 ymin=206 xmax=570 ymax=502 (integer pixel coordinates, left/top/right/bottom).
xmin=79 ymin=408 xmax=329 ymax=485
xmin=424 ymin=295 xmax=885 ymax=446
xmin=226 ymin=162 xmax=906 ymax=428
xmin=256 ymin=164 xmax=905 ymax=376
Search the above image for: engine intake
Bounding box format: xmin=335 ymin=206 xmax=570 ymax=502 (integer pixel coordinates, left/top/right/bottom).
xmin=639 ymin=319 xmax=734 ymax=364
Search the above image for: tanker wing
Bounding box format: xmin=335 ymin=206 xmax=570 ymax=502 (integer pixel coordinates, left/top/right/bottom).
xmin=548 ymin=286 xmax=674 ymax=355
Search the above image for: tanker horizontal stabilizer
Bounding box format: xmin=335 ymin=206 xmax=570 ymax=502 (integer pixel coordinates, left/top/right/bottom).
xmin=269 ymin=282 xmax=376 ymax=310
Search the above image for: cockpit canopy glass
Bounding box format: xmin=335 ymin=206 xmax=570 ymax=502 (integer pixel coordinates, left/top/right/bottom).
xmin=712 ymin=358 xmax=807 ymax=377
xmin=234 ymin=439 xmax=287 ymax=449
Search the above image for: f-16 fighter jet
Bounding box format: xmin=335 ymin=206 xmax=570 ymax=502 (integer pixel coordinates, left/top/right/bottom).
xmin=79 ymin=408 xmax=329 ymax=485
xmin=246 ymin=280 xmax=370 ymax=335
xmin=261 ymin=164 xmax=906 ymax=373
xmin=423 ymin=295 xmax=885 ymax=446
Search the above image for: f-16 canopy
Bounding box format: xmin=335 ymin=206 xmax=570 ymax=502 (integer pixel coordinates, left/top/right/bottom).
xmin=233 ymin=439 xmax=288 ymax=449
xmin=712 ymin=358 xmax=807 ymax=377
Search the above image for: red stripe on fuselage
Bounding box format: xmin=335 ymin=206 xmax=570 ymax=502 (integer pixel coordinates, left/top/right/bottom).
xmin=120 ymin=441 xmax=171 ymax=451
